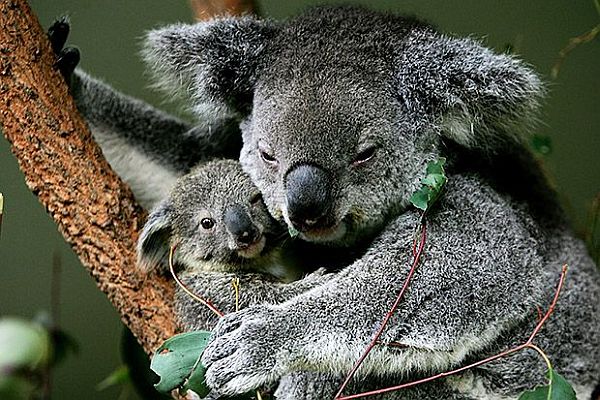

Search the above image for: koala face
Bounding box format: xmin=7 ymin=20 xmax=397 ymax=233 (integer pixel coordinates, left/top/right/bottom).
xmin=144 ymin=6 xmax=542 ymax=246
xmin=240 ymin=76 xmax=435 ymax=245
xmin=137 ymin=160 xmax=283 ymax=272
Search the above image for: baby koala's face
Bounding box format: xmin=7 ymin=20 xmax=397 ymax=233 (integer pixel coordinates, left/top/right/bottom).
xmin=170 ymin=160 xmax=282 ymax=270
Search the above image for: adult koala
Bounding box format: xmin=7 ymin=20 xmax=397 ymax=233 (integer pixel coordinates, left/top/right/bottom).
xmin=54 ymin=6 xmax=599 ymax=399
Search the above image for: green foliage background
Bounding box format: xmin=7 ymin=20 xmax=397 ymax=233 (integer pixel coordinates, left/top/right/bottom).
xmin=0 ymin=1 xmax=597 ymax=398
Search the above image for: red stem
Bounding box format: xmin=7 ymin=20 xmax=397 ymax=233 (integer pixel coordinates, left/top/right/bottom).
xmin=334 ymin=219 xmax=427 ymax=399
xmin=336 ymin=264 xmax=569 ymax=399
xmin=169 ymin=243 xmax=225 ymax=318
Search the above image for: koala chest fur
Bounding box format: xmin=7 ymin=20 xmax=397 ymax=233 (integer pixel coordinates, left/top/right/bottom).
xmin=64 ymin=5 xmax=600 ymax=399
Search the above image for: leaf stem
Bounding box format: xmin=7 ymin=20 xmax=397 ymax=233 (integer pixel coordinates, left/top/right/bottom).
xmin=334 ymin=217 xmax=427 ymax=399
xmin=168 ymin=244 xmax=224 ymax=318
xmin=335 ymin=265 xmax=568 ymax=399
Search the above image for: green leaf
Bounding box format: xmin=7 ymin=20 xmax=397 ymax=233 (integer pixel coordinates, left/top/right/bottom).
xmin=410 ymin=158 xmax=447 ymax=212
xmin=518 ymin=369 xmax=576 ymax=400
xmin=96 ymin=365 xmax=130 ymax=391
xmin=410 ymin=187 xmax=431 ymax=211
xmin=0 ymin=318 xmax=51 ymax=372
xmin=530 ymin=134 xmax=552 ymax=156
xmin=150 ymin=331 xmax=211 ymax=397
xmin=0 ymin=376 xmax=37 ymax=400
xmin=288 ymin=226 xmax=300 ymax=238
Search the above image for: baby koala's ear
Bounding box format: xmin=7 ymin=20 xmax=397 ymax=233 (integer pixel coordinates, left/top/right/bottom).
xmin=137 ymin=200 xmax=174 ymax=274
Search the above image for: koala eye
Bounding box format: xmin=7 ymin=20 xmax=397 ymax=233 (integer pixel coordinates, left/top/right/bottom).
xmin=200 ymin=217 xmax=215 ymax=230
xmin=250 ymin=192 xmax=262 ymax=205
xmin=258 ymin=144 xmax=278 ymax=166
xmin=351 ymin=145 xmax=378 ymax=166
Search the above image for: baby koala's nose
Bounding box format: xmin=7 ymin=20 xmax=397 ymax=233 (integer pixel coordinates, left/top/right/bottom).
xmin=223 ymin=204 xmax=260 ymax=246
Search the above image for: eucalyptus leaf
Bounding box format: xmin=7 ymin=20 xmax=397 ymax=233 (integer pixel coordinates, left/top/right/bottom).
xmin=0 ymin=376 xmax=36 ymax=400
xmin=409 ymin=158 xmax=447 ymax=211
xmin=518 ymin=369 xmax=576 ymax=400
xmin=150 ymin=331 xmax=211 ymax=396
xmin=0 ymin=318 xmax=50 ymax=372
xmin=96 ymin=365 xmax=130 ymax=391
xmin=288 ymin=226 xmax=300 ymax=238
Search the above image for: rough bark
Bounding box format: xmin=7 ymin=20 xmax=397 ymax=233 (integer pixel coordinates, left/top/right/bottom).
xmin=0 ymin=0 xmax=177 ymax=354
xmin=189 ymin=0 xmax=255 ymax=20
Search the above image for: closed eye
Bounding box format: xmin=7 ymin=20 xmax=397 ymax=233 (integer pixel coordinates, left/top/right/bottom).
xmin=250 ymin=192 xmax=262 ymax=205
xmin=260 ymin=149 xmax=278 ymax=164
xmin=351 ymin=145 xmax=377 ymax=166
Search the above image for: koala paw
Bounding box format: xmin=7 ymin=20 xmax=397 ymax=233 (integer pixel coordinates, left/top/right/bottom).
xmin=47 ymin=17 xmax=80 ymax=83
xmin=201 ymin=305 xmax=293 ymax=396
xmin=275 ymin=371 xmax=342 ymax=400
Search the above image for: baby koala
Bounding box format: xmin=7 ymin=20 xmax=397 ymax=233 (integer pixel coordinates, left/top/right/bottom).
xmin=137 ymin=159 xmax=286 ymax=277
xmin=137 ymin=159 xmax=325 ymax=330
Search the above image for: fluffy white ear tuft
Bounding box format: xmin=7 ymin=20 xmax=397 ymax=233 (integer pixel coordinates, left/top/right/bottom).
xmin=399 ymin=33 xmax=545 ymax=150
xmin=142 ymin=17 xmax=278 ymax=119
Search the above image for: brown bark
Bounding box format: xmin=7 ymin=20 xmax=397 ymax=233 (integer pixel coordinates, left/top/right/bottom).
xmin=189 ymin=0 xmax=256 ymax=20
xmin=0 ymin=0 xmax=176 ymax=354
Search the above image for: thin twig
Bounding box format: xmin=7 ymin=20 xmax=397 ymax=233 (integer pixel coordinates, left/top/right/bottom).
xmin=335 ymin=265 xmax=569 ymax=399
xmin=232 ymin=277 xmax=241 ymax=312
xmin=51 ymin=251 xmax=62 ymax=326
xmin=334 ymin=218 xmax=427 ymax=398
xmin=551 ymin=24 xmax=600 ymax=79
xmin=168 ymin=244 xmax=224 ymax=318
xmin=0 ymin=192 xmax=3 ymax=238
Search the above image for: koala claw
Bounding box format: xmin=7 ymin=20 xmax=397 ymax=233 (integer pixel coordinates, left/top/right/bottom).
xmin=47 ymin=17 xmax=70 ymax=54
xmin=202 ymin=305 xmax=287 ymax=395
xmin=47 ymin=17 xmax=80 ymax=82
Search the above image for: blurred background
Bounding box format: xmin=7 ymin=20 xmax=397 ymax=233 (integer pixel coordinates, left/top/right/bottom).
xmin=1 ymin=0 xmax=598 ymax=398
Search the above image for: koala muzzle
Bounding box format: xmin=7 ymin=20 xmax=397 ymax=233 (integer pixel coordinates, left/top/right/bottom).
xmin=285 ymin=164 xmax=333 ymax=231
xmin=223 ymin=204 xmax=260 ymax=246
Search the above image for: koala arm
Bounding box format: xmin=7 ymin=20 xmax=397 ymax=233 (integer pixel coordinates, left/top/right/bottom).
xmin=201 ymin=174 xmax=548 ymax=395
xmin=175 ymin=268 xmax=335 ymax=332
xmin=69 ymin=70 xmax=242 ymax=208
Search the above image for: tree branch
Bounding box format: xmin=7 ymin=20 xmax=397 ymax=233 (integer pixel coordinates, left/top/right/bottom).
xmin=189 ymin=0 xmax=256 ymax=21
xmin=0 ymin=0 xmax=176 ymax=354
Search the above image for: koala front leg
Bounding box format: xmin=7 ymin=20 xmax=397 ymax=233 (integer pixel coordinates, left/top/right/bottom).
xmin=201 ymin=176 xmax=550 ymax=397
xmin=70 ymin=71 xmax=246 ymax=209
xmin=48 ymin=19 xmax=242 ymax=208
xmin=175 ymin=268 xmax=334 ymax=332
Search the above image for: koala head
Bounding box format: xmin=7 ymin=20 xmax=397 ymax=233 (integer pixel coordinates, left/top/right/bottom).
xmin=144 ymin=6 xmax=543 ymax=246
xmin=137 ymin=159 xmax=283 ymax=273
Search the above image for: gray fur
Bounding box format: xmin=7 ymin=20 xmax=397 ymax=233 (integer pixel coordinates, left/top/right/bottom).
xmin=69 ymin=5 xmax=599 ymax=399
xmin=69 ymin=70 xmax=242 ymax=208
xmin=137 ymin=159 xmax=336 ymax=398
xmin=137 ymin=159 xmax=285 ymax=277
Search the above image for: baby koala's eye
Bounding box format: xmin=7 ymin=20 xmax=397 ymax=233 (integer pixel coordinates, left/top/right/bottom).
xmin=200 ymin=217 xmax=215 ymax=230
xmin=351 ymin=145 xmax=378 ymax=166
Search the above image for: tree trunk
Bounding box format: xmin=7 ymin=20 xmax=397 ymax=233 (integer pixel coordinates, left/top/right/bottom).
xmin=189 ymin=0 xmax=256 ymax=20
xmin=0 ymin=0 xmax=177 ymax=354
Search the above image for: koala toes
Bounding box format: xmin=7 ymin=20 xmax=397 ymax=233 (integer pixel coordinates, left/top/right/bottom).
xmin=201 ymin=305 xmax=287 ymax=395
xmin=55 ymin=47 xmax=80 ymax=81
xmin=47 ymin=16 xmax=70 ymax=54
xmin=47 ymin=17 xmax=80 ymax=83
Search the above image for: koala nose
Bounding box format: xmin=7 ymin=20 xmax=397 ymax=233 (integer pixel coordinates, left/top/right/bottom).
xmin=285 ymin=164 xmax=333 ymax=231
xmin=223 ymin=204 xmax=260 ymax=246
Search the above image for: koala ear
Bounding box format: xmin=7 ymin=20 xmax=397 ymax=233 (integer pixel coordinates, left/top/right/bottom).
xmin=142 ymin=16 xmax=278 ymax=118
xmin=400 ymin=34 xmax=544 ymax=150
xmin=137 ymin=200 xmax=174 ymax=274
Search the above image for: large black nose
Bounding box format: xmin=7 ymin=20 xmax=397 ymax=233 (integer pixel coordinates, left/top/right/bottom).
xmin=223 ymin=204 xmax=260 ymax=246
xmin=285 ymin=164 xmax=333 ymax=231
